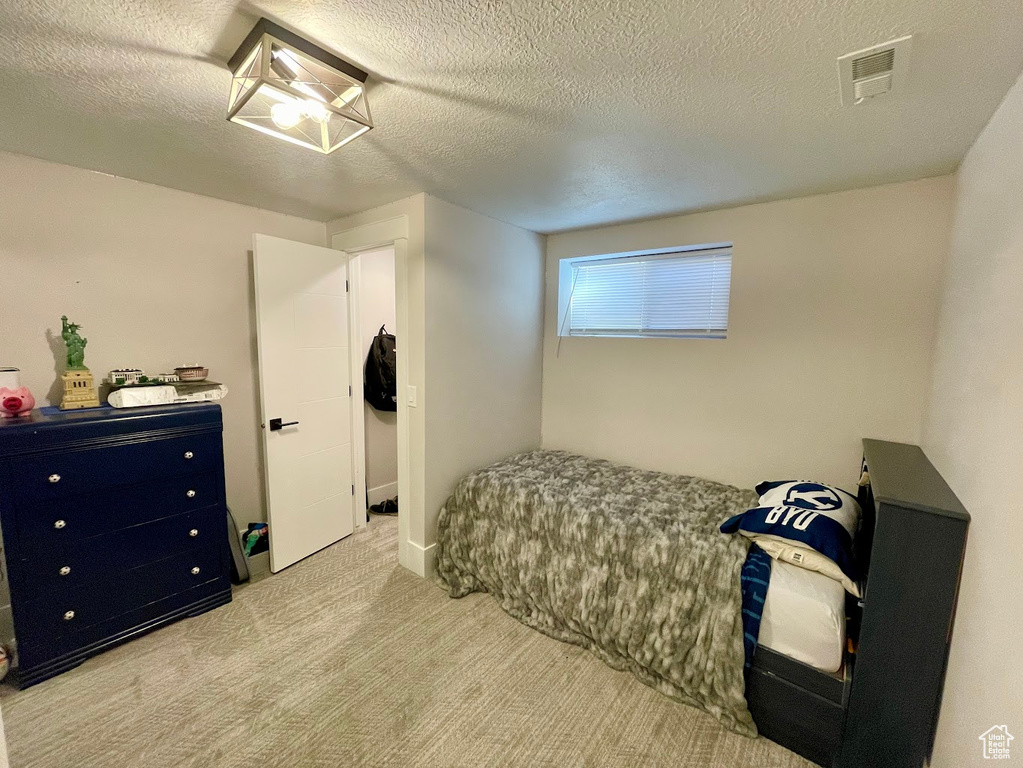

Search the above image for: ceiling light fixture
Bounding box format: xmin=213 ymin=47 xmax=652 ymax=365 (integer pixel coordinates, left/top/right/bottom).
xmin=227 ymin=18 xmax=372 ymax=154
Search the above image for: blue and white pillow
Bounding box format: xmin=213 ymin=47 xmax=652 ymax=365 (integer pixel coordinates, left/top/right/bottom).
xmin=721 ymin=481 xmax=862 ymax=596
xmin=755 ymin=480 xmax=860 ymax=536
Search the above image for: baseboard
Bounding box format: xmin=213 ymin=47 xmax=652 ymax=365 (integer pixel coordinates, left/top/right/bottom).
xmin=368 ymin=481 xmax=398 ymax=507
xmin=402 ymin=540 xmax=436 ymax=579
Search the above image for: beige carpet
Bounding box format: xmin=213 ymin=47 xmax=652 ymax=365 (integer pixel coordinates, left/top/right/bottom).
xmin=1 ymin=514 xmax=812 ymax=768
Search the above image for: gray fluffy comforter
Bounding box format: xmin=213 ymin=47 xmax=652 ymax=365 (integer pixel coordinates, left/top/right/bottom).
xmin=435 ymin=450 xmax=758 ymax=737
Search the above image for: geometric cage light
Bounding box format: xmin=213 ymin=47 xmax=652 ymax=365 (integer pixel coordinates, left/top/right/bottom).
xmin=227 ymin=18 xmax=372 ymax=154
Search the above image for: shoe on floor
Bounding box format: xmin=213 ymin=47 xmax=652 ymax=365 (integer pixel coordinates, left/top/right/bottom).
xmin=370 ymin=497 xmax=398 ymax=515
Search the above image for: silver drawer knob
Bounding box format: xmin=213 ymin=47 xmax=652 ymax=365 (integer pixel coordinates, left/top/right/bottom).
xmin=59 ymin=566 xmax=71 ymax=576
xmin=54 ymin=519 xmax=66 ymax=529
xmin=184 ymin=451 xmax=194 ymax=460
xmin=186 ymin=489 xmax=196 ymax=498
xmin=189 ymin=529 xmax=199 ymax=537
xmin=63 ymin=611 xmax=75 ymax=621
xmin=190 ymin=567 xmax=201 ymax=575
xmin=48 ymin=474 xmax=61 ymax=483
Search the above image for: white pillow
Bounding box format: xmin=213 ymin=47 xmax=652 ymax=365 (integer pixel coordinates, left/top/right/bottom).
xmin=748 ymin=532 xmax=860 ymax=597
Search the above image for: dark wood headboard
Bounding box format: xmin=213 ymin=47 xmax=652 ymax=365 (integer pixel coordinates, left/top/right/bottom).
xmin=746 ymin=439 xmax=970 ymax=768
xmin=839 ymin=439 xmax=970 ymax=767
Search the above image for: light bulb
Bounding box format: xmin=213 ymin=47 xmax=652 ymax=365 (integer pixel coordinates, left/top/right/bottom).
xmin=270 ymin=101 xmax=303 ymax=130
xmin=303 ymin=100 xmax=331 ymax=124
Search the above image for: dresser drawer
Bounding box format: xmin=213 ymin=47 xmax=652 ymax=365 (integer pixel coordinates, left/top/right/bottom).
xmin=15 ymin=471 xmax=220 ymax=553
xmin=15 ymin=506 xmax=226 ymax=601
xmin=15 ymin=545 xmax=224 ymax=642
xmin=9 ymin=432 xmax=222 ymax=504
xmin=15 ymin=578 xmax=231 ymax=676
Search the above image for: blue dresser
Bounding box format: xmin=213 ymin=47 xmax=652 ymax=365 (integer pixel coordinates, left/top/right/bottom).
xmin=0 ymin=403 xmax=232 ymax=687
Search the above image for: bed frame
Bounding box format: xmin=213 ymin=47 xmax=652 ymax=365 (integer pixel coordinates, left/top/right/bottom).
xmin=744 ymin=438 xmax=970 ymax=767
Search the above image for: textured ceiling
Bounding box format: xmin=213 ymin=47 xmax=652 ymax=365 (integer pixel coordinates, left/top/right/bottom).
xmin=1 ymin=1 xmax=1021 ymax=233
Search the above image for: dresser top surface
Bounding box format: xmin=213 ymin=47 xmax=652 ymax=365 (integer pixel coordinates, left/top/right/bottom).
xmin=0 ymin=403 xmax=222 ymax=449
xmin=0 ymin=402 xmax=220 ymax=428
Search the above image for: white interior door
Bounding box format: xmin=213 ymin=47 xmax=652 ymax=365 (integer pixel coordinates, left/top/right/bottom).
xmin=253 ymin=234 xmax=355 ymax=572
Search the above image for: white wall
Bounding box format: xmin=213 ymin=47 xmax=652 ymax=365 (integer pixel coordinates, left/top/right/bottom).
xmin=923 ymin=71 xmax=1023 ymax=767
xmin=543 ymin=176 xmax=955 ymax=490
xmin=423 ymin=195 xmax=545 ymax=547
xmin=0 ymin=152 xmax=327 ymax=529
xmin=357 ymin=246 xmax=399 ymax=501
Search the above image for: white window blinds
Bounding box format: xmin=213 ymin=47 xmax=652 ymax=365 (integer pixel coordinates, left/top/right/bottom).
xmin=563 ymin=247 xmax=732 ymax=338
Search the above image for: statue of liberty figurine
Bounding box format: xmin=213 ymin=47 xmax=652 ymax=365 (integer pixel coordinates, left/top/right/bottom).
xmin=58 ymin=315 xmax=99 ymax=409
xmin=61 ymin=315 xmax=89 ymax=370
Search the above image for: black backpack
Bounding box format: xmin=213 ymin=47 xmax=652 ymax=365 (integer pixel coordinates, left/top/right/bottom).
xmin=365 ymin=325 xmax=397 ymax=412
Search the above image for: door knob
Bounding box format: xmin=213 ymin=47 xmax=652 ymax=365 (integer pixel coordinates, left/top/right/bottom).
xmin=269 ymin=418 xmax=299 ymax=431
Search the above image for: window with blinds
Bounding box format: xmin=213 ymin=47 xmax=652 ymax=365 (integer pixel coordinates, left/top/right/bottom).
xmin=560 ymin=246 xmax=732 ymax=339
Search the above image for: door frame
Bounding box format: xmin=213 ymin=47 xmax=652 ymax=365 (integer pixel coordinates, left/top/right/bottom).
xmin=332 ymin=216 xmax=410 ymax=563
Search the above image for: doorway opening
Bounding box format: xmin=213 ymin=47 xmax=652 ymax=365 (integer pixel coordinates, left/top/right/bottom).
xmin=333 ymin=217 xmax=414 ymax=572
xmin=350 ymin=246 xmax=399 ymax=521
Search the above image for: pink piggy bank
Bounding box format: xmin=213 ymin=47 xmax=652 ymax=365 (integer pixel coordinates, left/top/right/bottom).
xmin=0 ymin=387 xmax=35 ymax=418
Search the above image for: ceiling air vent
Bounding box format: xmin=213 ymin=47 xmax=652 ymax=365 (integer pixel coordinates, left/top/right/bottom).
xmin=837 ymin=36 xmax=912 ymax=106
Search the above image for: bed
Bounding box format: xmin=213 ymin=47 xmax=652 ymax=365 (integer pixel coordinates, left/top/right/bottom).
xmin=436 ymin=449 xmax=759 ymax=736
xmin=436 ymin=440 xmax=969 ymax=768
